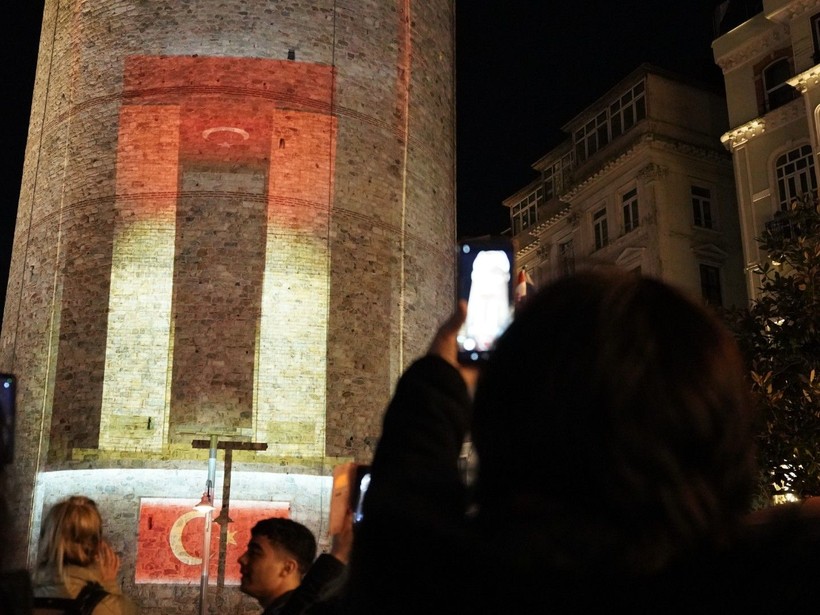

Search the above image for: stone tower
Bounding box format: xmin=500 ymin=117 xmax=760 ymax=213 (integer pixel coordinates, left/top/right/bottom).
xmin=0 ymin=1 xmax=455 ymax=611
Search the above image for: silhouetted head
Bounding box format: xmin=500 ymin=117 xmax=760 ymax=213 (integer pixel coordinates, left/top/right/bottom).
xmin=472 ymin=269 xmax=756 ymax=573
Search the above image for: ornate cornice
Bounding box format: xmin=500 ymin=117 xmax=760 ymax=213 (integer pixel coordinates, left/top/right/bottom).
xmin=715 ymin=26 xmax=788 ymax=73
xmin=720 ymin=97 xmax=804 ymax=150
xmin=767 ymin=0 xmax=820 ymax=24
xmin=514 ymin=206 xmax=577 ymax=247
xmin=530 ymin=203 xmax=571 ymax=235
xmin=653 ymin=137 xmax=732 ymax=163
xmin=562 ymin=134 xmax=729 ymax=199
xmin=788 ymin=64 xmax=820 ymax=92
xmin=636 ymin=162 xmax=668 ymax=181
xmin=721 ymin=119 xmax=766 ymax=150
xmin=515 ymin=238 xmax=540 ymax=259
xmin=561 ymin=140 xmax=645 ymax=200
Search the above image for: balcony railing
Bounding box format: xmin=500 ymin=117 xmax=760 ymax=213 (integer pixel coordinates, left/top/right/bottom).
xmin=765 ymin=215 xmax=800 ymax=241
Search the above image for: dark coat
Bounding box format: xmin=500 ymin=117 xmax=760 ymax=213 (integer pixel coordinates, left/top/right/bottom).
xmin=342 ymin=355 xmax=820 ymax=613
xmin=263 ymin=554 xmax=347 ymax=615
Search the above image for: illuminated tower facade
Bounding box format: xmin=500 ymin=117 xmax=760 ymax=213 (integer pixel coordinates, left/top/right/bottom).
xmin=0 ymin=1 xmax=454 ymax=611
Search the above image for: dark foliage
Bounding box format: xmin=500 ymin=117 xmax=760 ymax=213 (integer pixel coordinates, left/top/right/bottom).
xmin=722 ymin=194 xmax=820 ymax=503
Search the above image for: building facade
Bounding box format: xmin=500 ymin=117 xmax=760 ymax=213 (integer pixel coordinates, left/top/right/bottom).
xmin=0 ymin=1 xmax=455 ymax=612
xmin=505 ymin=64 xmax=747 ymax=309
xmin=713 ymin=0 xmax=820 ymax=300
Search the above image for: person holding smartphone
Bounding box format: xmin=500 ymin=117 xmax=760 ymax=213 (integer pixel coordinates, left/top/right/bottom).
xmin=340 ymin=267 xmax=820 ymax=613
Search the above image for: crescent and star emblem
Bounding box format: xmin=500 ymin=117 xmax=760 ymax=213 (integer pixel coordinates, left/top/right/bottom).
xmin=168 ymin=511 xmax=238 ymax=566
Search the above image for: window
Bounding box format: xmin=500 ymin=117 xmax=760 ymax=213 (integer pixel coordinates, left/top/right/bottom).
xmin=559 ymin=239 xmax=575 ymax=276
xmin=699 ymin=264 xmax=723 ymax=307
xmin=812 ymin=13 xmax=820 ymax=62
xmin=511 ymin=186 xmax=544 ymax=235
xmin=776 ymin=145 xmax=817 ymax=210
xmin=610 ymin=80 xmax=646 ymax=140
xmin=593 ymin=207 xmax=608 ymax=251
xmin=574 ymin=111 xmax=609 ymax=161
xmin=543 ymin=151 xmax=574 ymax=199
xmin=763 ymin=58 xmax=795 ymax=112
xmin=622 ymin=188 xmax=639 ymax=233
xmin=574 ymin=80 xmax=646 ymax=163
xmin=691 ymin=186 xmax=713 ymax=229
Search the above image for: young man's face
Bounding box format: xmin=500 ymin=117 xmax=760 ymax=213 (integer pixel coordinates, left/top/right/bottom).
xmin=238 ymin=534 xmax=297 ymax=607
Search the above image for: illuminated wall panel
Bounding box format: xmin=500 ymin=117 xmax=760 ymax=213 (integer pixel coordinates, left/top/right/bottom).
xmin=99 ymin=57 xmax=336 ymax=452
xmin=169 ymin=167 xmax=267 ymax=439
xmin=255 ymin=110 xmax=336 ymax=457
xmin=100 ymin=105 xmax=180 ymax=451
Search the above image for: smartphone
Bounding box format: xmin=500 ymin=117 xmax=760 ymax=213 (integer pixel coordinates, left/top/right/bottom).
xmin=329 ymin=462 xmax=372 ymax=531
xmin=350 ymin=464 xmax=371 ymax=524
xmin=0 ymin=374 xmax=15 ymax=465
xmin=456 ymin=237 xmax=515 ymax=364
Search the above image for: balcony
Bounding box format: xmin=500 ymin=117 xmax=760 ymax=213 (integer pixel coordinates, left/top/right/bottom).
xmin=765 ymin=214 xmax=800 ymax=241
xmin=511 ymin=197 xmax=573 ymax=257
xmin=531 ymin=198 xmax=572 ymax=234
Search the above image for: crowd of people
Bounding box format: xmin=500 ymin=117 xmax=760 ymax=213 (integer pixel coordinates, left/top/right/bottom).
xmin=6 ymin=268 xmax=820 ymax=613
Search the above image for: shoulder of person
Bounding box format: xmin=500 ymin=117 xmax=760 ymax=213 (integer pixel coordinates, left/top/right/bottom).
xmin=94 ymin=591 xmax=140 ymax=615
xmin=719 ymin=506 xmax=820 ymax=604
xmin=312 ymin=553 xmax=346 ymax=575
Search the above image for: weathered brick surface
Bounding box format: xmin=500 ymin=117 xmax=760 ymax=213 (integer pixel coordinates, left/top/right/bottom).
xmin=0 ymin=1 xmax=455 ymax=612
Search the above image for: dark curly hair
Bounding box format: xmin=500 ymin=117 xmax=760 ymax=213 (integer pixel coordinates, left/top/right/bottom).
xmin=472 ymin=269 xmax=757 ymax=575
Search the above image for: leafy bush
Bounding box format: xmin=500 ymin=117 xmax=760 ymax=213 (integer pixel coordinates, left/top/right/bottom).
xmin=722 ymin=194 xmax=820 ymax=504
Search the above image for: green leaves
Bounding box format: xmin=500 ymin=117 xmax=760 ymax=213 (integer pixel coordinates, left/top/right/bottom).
xmin=722 ymin=193 xmax=820 ymax=503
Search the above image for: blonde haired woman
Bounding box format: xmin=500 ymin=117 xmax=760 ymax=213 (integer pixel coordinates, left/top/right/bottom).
xmin=32 ymin=496 xmax=138 ymax=614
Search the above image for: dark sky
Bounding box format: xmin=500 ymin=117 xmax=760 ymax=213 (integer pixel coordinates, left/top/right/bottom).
xmin=455 ymin=1 xmax=726 ymax=238
xmin=1 ymin=1 xmax=725 ymax=329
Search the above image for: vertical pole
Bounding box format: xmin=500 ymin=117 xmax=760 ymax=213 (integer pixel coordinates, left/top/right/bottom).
xmin=216 ymin=447 xmax=234 ymax=587
xmin=199 ymin=435 xmax=218 ymax=615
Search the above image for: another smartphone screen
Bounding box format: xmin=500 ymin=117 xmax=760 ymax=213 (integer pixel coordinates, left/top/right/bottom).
xmin=456 ymin=238 xmax=514 ymax=364
xmin=0 ymin=374 xmax=14 ymax=465
xmin=351 ymin=464 xmax=371 ymax=524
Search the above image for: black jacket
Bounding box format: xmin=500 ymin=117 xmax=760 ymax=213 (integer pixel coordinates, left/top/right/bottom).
xmin=342 ymin=355 xmax=820 ymax=613
xmin=264 ymin=554 xmax=347 ymax=615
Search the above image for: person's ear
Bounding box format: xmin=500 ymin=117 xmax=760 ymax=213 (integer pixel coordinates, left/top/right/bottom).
xmin=281 ymin=557 xmax=298 ymax=577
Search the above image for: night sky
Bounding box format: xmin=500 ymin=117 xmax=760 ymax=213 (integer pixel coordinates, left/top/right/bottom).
xmin=0 ymin=1 xmax=726 ymax=330
xmin=455 ymin=0 xmax=727 ymax=238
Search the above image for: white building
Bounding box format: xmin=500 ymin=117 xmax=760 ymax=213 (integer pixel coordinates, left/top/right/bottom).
xmin=505 ymin=64 xmax=747 ymax=309
xmin=713 ymin=0 xmax=819 ymax=300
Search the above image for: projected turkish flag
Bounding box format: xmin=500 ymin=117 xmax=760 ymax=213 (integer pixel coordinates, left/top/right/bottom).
xmin=135 ymin=497 xmax=290 ymax=584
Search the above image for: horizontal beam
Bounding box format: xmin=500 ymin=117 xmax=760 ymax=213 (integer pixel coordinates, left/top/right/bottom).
xmin=191 ymin=439 xmax=268 ymax=451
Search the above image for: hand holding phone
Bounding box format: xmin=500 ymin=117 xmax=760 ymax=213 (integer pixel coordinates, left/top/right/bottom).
xmin=427 ymin=300 xmax=480 ymax=392
xmin=456 ymin=238 xmax=515 ymax=364
xmin=329 ymin=462 xmax=372 ymax=532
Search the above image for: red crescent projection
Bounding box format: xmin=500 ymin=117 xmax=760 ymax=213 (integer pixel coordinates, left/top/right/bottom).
xmin=136 ymin=498 xmax=289 ymax=584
